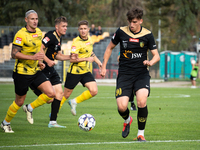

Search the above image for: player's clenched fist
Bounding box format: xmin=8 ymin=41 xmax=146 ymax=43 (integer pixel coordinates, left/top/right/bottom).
xmin=33 ymin=52 xmax=44 ymax=61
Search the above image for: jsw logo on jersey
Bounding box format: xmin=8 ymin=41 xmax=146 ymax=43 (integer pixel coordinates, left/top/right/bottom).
xmin=123 ymin=50 xmax=142 ymax=59
xmin=131 ymin=53 xmax=142 ymax=59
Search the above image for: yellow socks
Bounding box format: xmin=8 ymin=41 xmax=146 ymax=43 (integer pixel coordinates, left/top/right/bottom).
xmin=5 ymin=101 xmax=20 ymax=123
xmin=59 ymin=96 xmax=67 ymax=110
xmin=30 ymin=93 xmax=52 ymax=109
xmin=59 ymin=90 xmax=92 ymax=110
xmin=75 ymin=90 xmax=92 ymax=104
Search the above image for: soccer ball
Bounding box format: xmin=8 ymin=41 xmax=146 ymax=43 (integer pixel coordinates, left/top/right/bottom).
xmin=191 ymin=59 xmax=196 ymax=65
xmin=78 ymin=114 xmax=96 ymax=131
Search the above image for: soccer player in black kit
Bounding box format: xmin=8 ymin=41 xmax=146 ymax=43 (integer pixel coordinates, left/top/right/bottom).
xmin=26 ymin=16 xmax=75 ymax=128
xmin=100 ymin=7 xmax=160 ymax=141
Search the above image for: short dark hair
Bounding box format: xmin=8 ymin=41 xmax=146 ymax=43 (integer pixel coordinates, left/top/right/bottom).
xmin=126 ymin=7 xmax=143 ymax=22
xmin=78 ymin=20 xmax=89 ymax=27
xmin=55 ymin=16 xmax=67 ymax=25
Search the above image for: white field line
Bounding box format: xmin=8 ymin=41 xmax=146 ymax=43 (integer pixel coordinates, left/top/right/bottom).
xmin=93 ymin=94 xmax=191 ymax=99
xmin=0 ymin=94 xmax=191 ymax=101
xmin=0 ymin=140 xmax=200 ymax=148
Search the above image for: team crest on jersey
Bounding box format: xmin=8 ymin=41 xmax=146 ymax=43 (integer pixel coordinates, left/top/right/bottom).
xmin=43 ymin=37 xmax=50 ymax=44
xmin=86 ymin=42 xmax=90 ymax=46
xmin=112 ymin=33 xmax=116 ymax=39
xmin=140 ymin=42 xmax=144 ymax=48
xmin=72 ymin=46 xmax=76 ymax=52
xmin=122 ymin=40 xmax=128 ymax=48
xmin=15 ymin=37 xmax=22 ymax=44
xmin=32 ymin=34 xmax=38 ymax=38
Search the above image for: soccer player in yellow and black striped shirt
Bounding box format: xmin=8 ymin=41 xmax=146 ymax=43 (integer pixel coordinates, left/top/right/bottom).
xmin=1 ymin=10 xmax=56 ymax=133
xmin=61 ymin=20 xmax=102 ymax=116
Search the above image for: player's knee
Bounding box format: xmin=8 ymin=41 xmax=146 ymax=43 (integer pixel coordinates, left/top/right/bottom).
xmin=118 ymin=106 xmax=127 ymax=112
xmin=137 ymin=102 xmax=146 ymax=108
xmin=15 ymin=98 xmax=25 ymax=107
xmin=90 ymin=89 xmax=98 ymax=97
xmin=55 ymin=91 xmax=64 ymax=100
xmin=47 ymin=99 xmax=54 ymax=104
xmin=16 ymin=101 xmax=24 ymax=107
xmin=63 ymin=93 xmax=70 ymax=99
xmin=46 ymin=91 xmax=56 ymax=98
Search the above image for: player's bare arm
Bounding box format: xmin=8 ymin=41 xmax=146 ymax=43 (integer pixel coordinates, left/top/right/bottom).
xmin=70 ymin=54 xmax=94 ymax=63
xmin=100 ymin=41 xmax=116 ymax=77
xmin=55 ymin=51 xmax=71 ymax=61
xmin=40 ymin=44 xmax=55 ymax=67
xmin=11 ymin=45 xmax=44 ymax=61
xmin=38 ymin=61 xmax=45 ymax=70
xmin=143 ymin=49 xmax=160 ymax=66
xmin=70 ymin=53 xmax=78 ymax=60
xmin=92 ymin=52 xmax=102 ymax=69
xmin=11 ymin=45 xmax=21 ymax=59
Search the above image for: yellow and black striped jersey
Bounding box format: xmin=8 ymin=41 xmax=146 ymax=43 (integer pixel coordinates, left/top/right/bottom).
xmin=67 ymin=36 xmax=94 ymax=74
xmin=12 ymin=27 xmax=43 ymax=75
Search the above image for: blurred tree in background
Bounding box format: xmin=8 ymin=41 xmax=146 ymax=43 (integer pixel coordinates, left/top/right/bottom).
xmin=144 ymin=0 xmax=200 ymax=51
xmin=0 ymin=0 xmax=199 ymax=51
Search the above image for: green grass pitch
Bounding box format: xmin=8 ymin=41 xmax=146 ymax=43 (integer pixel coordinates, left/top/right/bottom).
xmin=0 ymin=83 xmax=200 ymax=150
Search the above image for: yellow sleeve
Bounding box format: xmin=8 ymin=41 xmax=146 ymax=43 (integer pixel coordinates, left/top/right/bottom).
xmin=71 ymin=39 xmax=81 ymax=54
xmin=13 ymin=30 xmax=24 ymax=47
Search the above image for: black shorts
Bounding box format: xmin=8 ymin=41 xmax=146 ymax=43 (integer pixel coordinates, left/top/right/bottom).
xmin=190 ymin=75 xmax=197 ymax=81
xmin=64 ymin=72 xmax=95 ymax=89
xmin=29 ymin=70 xmax=61 ymax=96
xmin=12 ymin=71 xmax=49 ymax=96
xmin=115 ymin=72 xmax=151 ymax=99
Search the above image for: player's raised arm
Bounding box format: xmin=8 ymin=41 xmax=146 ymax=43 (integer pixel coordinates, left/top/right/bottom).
xmin=100 ymin=41 xmax=116 ymax=77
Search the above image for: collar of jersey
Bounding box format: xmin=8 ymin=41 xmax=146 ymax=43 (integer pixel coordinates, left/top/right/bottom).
xmin=79 ymin=35 xmax=88 ymax=41
xmin=129 ymin=26 xmax=142 ymax=35
xmin=25 ymin=26 xmax=36 ymax=33
xmin=54 ymin=30 xmax=61 ymax=38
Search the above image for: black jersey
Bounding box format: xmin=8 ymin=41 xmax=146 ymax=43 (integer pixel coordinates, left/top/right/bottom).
xmin=112 ymin=26 xmax=157 ymax=75
xmin=42 ymin=30 xmax=62 ymax=73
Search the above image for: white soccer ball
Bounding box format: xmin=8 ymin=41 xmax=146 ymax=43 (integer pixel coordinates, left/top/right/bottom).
xmin=191 ymin=59 xmax=196 ymax=65
xmin=78 ymin=114 xmax=96 ymax=131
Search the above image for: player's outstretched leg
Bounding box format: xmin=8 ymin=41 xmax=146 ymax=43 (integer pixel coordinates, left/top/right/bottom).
xmin=48 ymin=122 xmax=66 ymax=128
xmin=134 ymin=106 xmax=148 ymax=142
xmin=122 ymin=116 xmax=133 ymax=138
xmin=68 ymin=90 xmax=93 ymax=116
xmin=1 ymin=101 xmax=20 ymax=133
xmin=23 ymin=104 xmax=33 ymax=124
xmin=68 ymin=99 xmax=77 ymax=116
xmin=23 ymin=93 xmax=52 ymax=124
xmin=1 ymin=122 xmax=14 ymax=133
xmin=118 ymin=108 xmax=133 ymax=138
xmin=48 ymin=98 xmax=66 ymax=128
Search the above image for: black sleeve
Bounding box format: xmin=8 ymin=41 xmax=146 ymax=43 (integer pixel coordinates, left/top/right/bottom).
xmin=111 ymin=28 xmax=121 ymax=45
xmin=42 ymin=32 xmax=54 ymax=48
xmin=147 ymin=32 xmax=157 ymax=50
